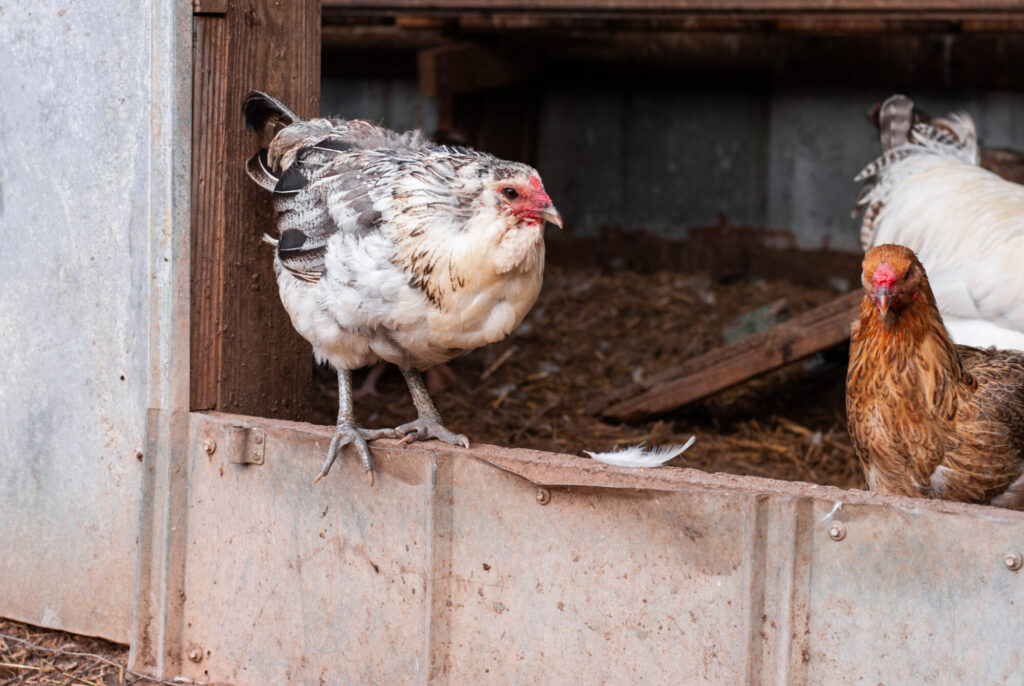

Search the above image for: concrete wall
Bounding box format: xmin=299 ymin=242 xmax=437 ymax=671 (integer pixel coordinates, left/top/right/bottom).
xmin=0 ymin=0 xmax=190 ymax=643
xmin=322 ymin=78 xmax=1024 ymax=252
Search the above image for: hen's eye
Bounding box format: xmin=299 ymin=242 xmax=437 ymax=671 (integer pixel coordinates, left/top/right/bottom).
xmin=502 ymin=187 xmax=519 ymax=200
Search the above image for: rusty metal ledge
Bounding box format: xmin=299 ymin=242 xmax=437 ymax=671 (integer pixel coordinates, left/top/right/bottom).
xmin=204 ymin=410 xmax=1024 ymax=522
xmin=132 ymin=409 xmax=1024 ymax=685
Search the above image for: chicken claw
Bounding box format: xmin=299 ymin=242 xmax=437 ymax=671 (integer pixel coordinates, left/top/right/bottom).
xmin=314 ymin=369 xmax=394 ymax=485
xmin=395 ymin=417 xmax=470 ymax=448
xmin=314 ymin=423 xmax=394 ymax=485
xmin=395 ymin=368 xmax=470 ymax=449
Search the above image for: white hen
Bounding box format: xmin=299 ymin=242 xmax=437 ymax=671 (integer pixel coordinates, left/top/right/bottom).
xmin=855 ymin=94 xmax=1024 ymax=351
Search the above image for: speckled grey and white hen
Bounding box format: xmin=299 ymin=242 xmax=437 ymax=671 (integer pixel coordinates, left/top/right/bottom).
xmin=243 ymin=91 xmax=561 ymax=485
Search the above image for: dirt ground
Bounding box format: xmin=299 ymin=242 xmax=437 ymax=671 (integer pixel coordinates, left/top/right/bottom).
xmin=313 ymin=264 xmax=864 ymax=490
xmin=0 ymin=617 xmax=162 ymax=686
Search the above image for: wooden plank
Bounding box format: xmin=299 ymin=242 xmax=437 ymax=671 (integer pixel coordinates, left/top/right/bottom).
xmin=323 ymin=0 xmax=1024 ymax=19
xmin=593 ymin=290 xmax=863 ymax=421
xmin=190 ymin=15 xmax=229 ymax=412
xmin=323 ymin=0 xmax=1024 ymax=11
xmin=193 ymin=0 xmax=228 ymax=14
xmin=190 ymin=0 xmax=320 ymax=420
xmin=327 ymin=28 xmax=1024 ymax=90
xmin=324 ymin=9 xmax=1024 ymax=34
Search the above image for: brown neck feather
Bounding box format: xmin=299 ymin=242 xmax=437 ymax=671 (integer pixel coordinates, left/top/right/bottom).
xmin=855 ymin=274 xmax=967 ymax=381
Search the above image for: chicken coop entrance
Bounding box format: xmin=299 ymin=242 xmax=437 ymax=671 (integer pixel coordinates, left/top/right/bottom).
xmin=187 ymin=0 xmax=1024 ymax=489
xmin=140 ymin=1 xmax=1024 ymax=683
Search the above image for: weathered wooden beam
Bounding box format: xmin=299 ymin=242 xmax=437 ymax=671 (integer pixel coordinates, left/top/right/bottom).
xmin=325 ymin=27 xmax=1024 ymax=91
xmin=591 ymin=290 xmax=863 ymax=421
xmin=191 ymin=0 xmax=320 ymax=420
xmin=324 ymin=9 xmax=1024 ymax=35
xmin=193 ymin=0 xmax=227 ymax=15
xmin=323 ymin=0 xmax=1024 ymax=13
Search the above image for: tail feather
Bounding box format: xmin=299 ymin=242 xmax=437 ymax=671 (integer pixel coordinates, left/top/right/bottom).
xmin=878 ymin=94 xmax=915 ymax=152
xmin=243 ymin=90 xmax=300 ymax=132
xmin=853 ymin=147 xmax=915 ymax=183
xmin=245 ymin=149 xmax=279 ymax=191
xmin=855 ymin=95 xmax=981 ymax=250
xmin=911 ymin=113 xmax=979 ymax=165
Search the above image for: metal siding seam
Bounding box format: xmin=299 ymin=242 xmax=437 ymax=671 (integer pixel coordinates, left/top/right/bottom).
xmin=743 ymin=494 xmax=771 ymax=685
xmin=426 ymin=454 xmax=455 ymax=684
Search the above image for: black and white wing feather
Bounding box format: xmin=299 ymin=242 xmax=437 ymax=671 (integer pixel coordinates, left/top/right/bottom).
xmin=243 ymin=91 xmax=433 ymax=283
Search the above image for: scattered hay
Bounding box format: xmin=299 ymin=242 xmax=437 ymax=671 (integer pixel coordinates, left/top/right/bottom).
xmin=0 ymin=618 xmax=222 ymax=686
xmin=313 ymin=265 xmax=864 ymax=489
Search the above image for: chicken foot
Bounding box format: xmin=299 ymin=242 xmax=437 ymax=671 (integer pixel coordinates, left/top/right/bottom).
xmin=314 ymin=368 xmax=394 ymax=486
xmin=394 ymin=368 xmax=470 ymax=449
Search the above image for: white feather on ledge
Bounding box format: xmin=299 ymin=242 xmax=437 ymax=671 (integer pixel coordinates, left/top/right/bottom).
xmin=584 ymin=436 xmax=696 ymax=468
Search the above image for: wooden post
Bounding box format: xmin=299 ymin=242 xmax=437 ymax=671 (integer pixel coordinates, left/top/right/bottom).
xmin=190 ymin=0 xmax=320 ymax=420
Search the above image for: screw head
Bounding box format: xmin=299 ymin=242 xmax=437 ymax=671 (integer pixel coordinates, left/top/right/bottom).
xmin=254 ymin=434 xmax=263 ymax=445
xmin=828 ymin=521 xmax=847 ymax=542
xmin=535 ymin=488 xmax=551 ymax=506
xmin=1005 ymin=551 xmax=1022 ymax=571
xmin=187 ymin=648 xmax=203 ymax=663
xmin=202 ymin=438 xmax=216 ymax=455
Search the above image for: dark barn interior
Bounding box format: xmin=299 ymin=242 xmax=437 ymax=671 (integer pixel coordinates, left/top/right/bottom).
xmin=192 ymin=0 xmax=1024 ymax=490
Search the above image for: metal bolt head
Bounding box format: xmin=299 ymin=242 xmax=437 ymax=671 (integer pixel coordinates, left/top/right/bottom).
xmin=536 ymin=488 xmax=551 ymax=506
xmin=254 ymin=434 xmax=263 ymax=444
xmin=187 ymin=648 xmax=203 ymax=663
xmin=202 ymin=438 xmax=216 ymax=455
xmin=828 ymin=521 xmax=847 ymax=542
xmin=1005 ymin=551 xmax=1023 ymax=571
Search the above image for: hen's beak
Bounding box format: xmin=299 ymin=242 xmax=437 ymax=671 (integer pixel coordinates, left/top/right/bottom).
xmin=875 ymin=287 xmax=891 ymax=317
xmin=541 ymin=205 xmax=563 ymax=229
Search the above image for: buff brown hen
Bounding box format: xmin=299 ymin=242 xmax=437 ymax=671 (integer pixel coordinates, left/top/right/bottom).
xmin=847 ymin=244 xmax=1024 ymax=508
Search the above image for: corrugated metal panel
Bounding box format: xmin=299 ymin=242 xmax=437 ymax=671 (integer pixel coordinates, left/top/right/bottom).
xmin=134 ymin=411 xmax=1024 ymax=684
xmin=0 ymin=0 xmax=191 ymax=643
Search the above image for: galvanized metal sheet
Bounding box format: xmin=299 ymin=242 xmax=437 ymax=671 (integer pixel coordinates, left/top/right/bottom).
xmin=806 ymin=501 xmax=1024 ymax=685
xmin=439 ymin=465 xmax=757 ymax=684
xmin=0 ymin=0 xmax=191 ymax=643
xmin=164 ymin=413 xmax=437 ymax=683
xmin=137 ymin=412 xmax=1024 ymax=685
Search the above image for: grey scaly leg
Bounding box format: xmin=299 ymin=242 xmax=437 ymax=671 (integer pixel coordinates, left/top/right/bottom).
xmin=315 ymin=368 xmax=394 ymax=486
xmin=393 ymin=367 xmax=470 ymax=448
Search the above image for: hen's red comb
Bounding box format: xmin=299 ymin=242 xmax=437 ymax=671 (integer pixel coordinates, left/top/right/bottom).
xmin=873 ymin=261 xmax=898 ymax=288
